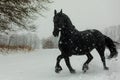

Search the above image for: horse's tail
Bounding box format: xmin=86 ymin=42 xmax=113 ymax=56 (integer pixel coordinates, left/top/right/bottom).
xmin=104 ymin=36 xmax=118 ymax=59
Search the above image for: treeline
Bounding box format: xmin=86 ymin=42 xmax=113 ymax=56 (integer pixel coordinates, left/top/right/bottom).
xmin=0 ymin=31 xmax=40 ymax=51
xmin=104 ymin=25 xmax=120 ymax=42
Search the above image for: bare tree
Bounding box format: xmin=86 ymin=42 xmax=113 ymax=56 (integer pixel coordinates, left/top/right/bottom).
xmin=0 ymin=0 xmax=52 ymax=31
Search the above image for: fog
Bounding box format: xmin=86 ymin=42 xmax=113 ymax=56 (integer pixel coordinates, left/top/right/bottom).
xmin=37 ymin=0 xmax=120 ymax=38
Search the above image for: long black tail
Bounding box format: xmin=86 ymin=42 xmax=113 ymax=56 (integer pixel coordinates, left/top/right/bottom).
xmin=104 ymin=36 xmax=118 ymax=59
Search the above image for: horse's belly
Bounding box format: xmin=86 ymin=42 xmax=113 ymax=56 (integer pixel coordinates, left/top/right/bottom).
xmin=71 ymin=45 xmax=94 ymax=55
xmin=72 ymin=51 xmax=85 ymax=55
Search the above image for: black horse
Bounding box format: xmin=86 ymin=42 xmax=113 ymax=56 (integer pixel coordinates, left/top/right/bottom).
xmin=53 ymin=9 xmax=118 ymax=73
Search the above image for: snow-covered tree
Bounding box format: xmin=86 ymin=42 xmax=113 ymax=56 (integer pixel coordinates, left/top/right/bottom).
xmin=0 ymin=0 xmax=52 ymax=31
xmin=9 ymin=32 xmax=40 ymax=50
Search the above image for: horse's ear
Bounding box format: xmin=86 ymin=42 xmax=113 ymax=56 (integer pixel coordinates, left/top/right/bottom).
xmin=60 ymin=9 xmax=63 ymax=14
xmin=54 ymin=10 xmax=57 ymax=15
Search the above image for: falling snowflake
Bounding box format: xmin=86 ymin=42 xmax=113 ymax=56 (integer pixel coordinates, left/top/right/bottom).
xmin=80 ymin=49 xmax=82 ymax=52
xmin=75 ymin=47 xmax=78 ymax=51
xmin=59 ymin=41 xmax=62 ymax=44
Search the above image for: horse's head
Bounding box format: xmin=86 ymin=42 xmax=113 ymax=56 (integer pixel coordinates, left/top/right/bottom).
xmin=53 ymin=9 xmax=64 ymax=37
xmin=53 ymin=9 xmax=73 ymax=37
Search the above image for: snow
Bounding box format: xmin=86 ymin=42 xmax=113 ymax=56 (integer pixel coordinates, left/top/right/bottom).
xmin=0 ymin=49 xmax=119 ymax=80
xmin=75 ymin=47 xmax=78 ymax=51
xmin=59 ymin=41 xmax=62 ymax=44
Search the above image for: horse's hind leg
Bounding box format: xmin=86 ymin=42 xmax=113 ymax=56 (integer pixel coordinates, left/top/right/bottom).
xmin=55 ymin=55 xmax=64 ymax=73
xmin=64 ymin=57 xmax=76 ymax=73
xmin=82 ymin=53 xmax=93 ymax=72
xmin=96 ymin=47 xmax=109 ymax=70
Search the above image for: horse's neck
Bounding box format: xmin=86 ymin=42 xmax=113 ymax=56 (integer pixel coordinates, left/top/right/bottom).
xmin=60 ymin=18 xmax=76 ymax=38
xmin=60 ymin=25 xmax=75 ymax=38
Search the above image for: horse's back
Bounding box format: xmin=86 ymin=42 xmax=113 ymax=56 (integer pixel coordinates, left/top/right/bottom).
xmin=88 ymin=29 xmax=105 ymax=42
xmin=73 ymin=29 xmax=105 ymax=51
xmin=82 ymin=29 xmax=106 ymax=48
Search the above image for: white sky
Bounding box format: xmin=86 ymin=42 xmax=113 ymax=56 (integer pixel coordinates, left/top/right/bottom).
xmin=37 ymin=0 xmax=120 ymax=38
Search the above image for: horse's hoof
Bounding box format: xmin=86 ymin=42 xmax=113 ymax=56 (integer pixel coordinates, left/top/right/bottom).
xmin=104 ymin=67 xmax=109 ymax=70
xmin=82 ymin=68 xmax=88 ymax=73
xmin=55 ymin=66 xmax=62 ymax=73
xmin=70 ymin=69 xmax=76 ymax=74
xmin=83 ymin=70 xmax=87 ymax=73
xmin=82 ymin=64 xmax=89 ymax=73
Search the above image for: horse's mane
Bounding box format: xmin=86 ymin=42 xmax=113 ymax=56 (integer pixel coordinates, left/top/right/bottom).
xmin=62 ymin=13 xmax=75 ymax=29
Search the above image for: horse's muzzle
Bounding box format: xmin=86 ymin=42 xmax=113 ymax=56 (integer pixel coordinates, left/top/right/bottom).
xmin=53 ymin=31 xmax=59 ymax=37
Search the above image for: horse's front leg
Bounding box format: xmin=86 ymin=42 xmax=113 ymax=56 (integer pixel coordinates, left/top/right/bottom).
xmin=55 ymin=55 xmax=64 ymax=73
xmin=64 ymin=57 xmax=76 ymax=73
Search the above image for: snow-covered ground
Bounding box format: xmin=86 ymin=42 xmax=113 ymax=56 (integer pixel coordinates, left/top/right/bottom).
xmin=0 ymin=49 xmax=119 ymax=80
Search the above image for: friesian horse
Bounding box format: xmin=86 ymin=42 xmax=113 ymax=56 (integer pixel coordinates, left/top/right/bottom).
xmin=53 ymin=9 xmax=118 ymax=73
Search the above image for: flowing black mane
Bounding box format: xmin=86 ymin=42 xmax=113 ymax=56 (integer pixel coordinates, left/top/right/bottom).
xmin=61 ymin=13 xmax=75 ymax=30
xmin=61 ymin=13 xmax=73 ymax=25
xmin=53 ymin=9 xmax=118 ymax=74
